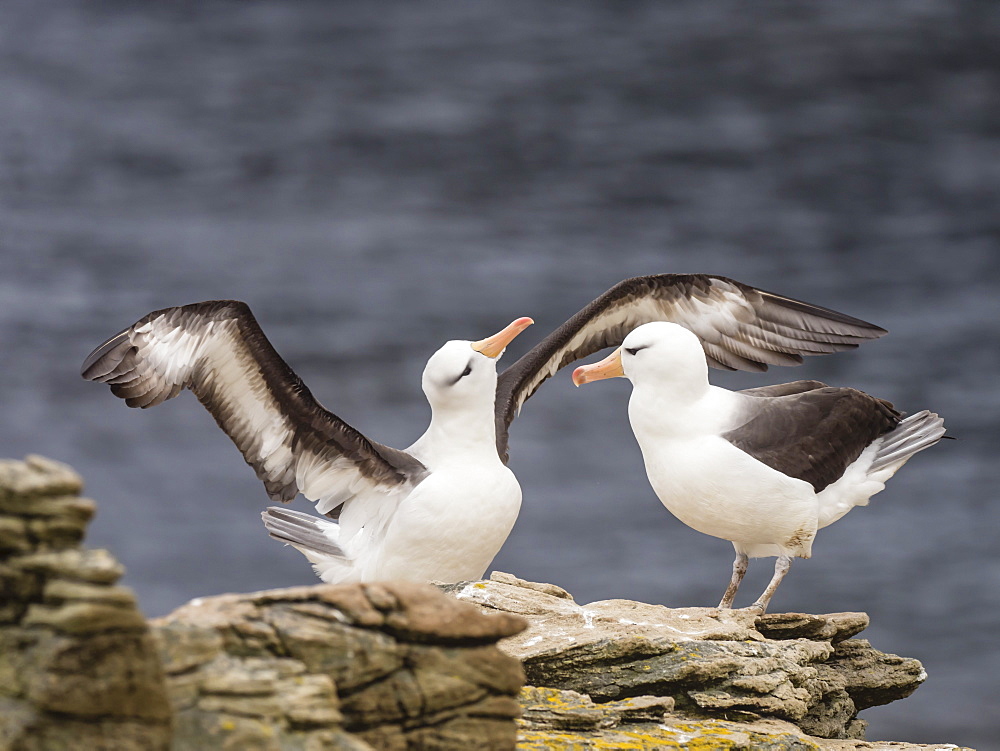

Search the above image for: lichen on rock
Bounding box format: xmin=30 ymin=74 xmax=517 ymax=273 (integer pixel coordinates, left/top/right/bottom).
xmin=0 ymin=457 xmax=974 ymax=751
xmin=445 ymin=572 xmax=967 ymax=750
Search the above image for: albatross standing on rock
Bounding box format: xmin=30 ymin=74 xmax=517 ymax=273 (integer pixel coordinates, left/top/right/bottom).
xmin=573 ymin=321 xmax=946 ymax=613
xmin=81 ymin=275 xmax=886 ymax=585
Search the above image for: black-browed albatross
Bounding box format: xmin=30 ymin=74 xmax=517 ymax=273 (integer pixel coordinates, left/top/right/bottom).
xmin=81 ymin=275 xmax=886 ymax=584
xmin=573 ymin=321 xmax=946 ymax=613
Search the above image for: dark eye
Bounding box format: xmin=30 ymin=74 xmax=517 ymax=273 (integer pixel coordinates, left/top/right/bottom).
xmin=449 ymin=362 xmax=474 ymax=385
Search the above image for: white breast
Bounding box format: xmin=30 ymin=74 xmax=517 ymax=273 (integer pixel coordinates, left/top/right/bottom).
xmin=365 ymin=460 xmax=522 ymax=582
xmin=629 ymin=387 xmax=818 ymax=553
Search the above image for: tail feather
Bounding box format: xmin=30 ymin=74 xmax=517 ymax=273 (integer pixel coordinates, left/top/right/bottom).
xmin=262 ymin=507 xmax=357 ymax=584
xmin=262 ymin=507 xmax=345 ymax=559
xmin=816 ymin=408 xmax=946 ymax=530
xmin=869 ymin=410 xmax=946 ymax=473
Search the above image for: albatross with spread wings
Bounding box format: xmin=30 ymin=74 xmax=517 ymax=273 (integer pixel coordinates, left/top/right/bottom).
xmin=81 ymin=274 xmax=886 ymax=584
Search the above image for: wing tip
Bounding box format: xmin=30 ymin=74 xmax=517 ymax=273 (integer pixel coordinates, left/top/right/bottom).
xmin=80 ymin=330 xmax=132 ymax=379
xmin=758 ymin=288 xmax=888 ymax=338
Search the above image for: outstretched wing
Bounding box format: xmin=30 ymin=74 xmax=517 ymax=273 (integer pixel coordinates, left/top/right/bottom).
xmin=494 ymin=274 xmax=886 ymax=462
xmin=81 ymin=300 xmax=427 ymax=513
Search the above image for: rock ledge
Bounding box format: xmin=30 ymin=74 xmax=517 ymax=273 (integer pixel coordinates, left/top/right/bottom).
xmin=0 ymin=456 xmax=974 ymax=750
xmin=446 ymin=572 xmax=969 ymax=750
xmin=153 ymin=581 xmax=528 ymax=750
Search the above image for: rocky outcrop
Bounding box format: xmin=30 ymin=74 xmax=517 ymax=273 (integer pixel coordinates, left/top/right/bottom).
xmin=0 ymin=455 xmax=528 ymax=751
xmin=447 ymin=573 xmax=970 ymax=750
xmin=0 ymin=457 xmax=974 ymax=750
xmin=152 ymin=582 xmax=527 ymax=750
xmin=0 ymin=455 xmax=171 ymax=751
xmin=517 ymin=685 xmax=958 ymax=750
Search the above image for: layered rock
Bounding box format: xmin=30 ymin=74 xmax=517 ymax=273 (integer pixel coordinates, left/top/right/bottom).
xmin=152 ymin=581 xmax=527 ymax=750
xmin=517 ymin=685 xmax=963 ymax=750
xmin=0 ymin=455 xmax=529 ymax=751
xmin=0 ymin=457 xmax=973 ymax=750
xmin=0 ymin=455 xmax=171 ymax=751
xmin=447 ymin=573 xmax=969 ymax=750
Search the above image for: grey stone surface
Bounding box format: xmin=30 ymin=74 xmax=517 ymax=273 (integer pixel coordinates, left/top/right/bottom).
xmin=0 ymin=458 xmax=973 ymax=750
xmin=447 ymin=572 xmax=966 ymax=749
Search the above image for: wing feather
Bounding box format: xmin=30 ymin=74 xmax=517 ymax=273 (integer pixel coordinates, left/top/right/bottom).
xmin=494 ymin=274 xmax=886 ymax=462
xmin=82 ymin=301 xmax=427 ymax=511
xmin=723 ymin=387 xmax=901 ymax=492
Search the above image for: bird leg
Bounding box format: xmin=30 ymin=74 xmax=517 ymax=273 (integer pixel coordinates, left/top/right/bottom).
xmin=747 ymin=554 xmax=793 ymax=614
xmin=718 ymin=552 xmax=749 ymax=608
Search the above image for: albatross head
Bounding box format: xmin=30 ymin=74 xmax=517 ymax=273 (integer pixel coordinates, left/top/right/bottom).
xmin=421 ymin=317 xmax=534 ymax=411
xmin=572 ymin=322 xmax=709 ymax=393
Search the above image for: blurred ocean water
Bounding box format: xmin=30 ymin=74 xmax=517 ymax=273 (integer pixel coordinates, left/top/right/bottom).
xmin=2 ymin=1 xmax=998 ymax=746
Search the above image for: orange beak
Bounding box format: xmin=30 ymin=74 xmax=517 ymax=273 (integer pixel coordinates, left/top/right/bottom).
xmin=471 ymin=317 xmax=534 ymax=359
xmin=572 ymin=347 xmax=625 ymax=386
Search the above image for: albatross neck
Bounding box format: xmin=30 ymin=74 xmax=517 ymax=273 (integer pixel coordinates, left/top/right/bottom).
xmin=627 ymin=366 xmax=714 ymax=438
xmin=412 ymin=400 xmax=501 ymax=466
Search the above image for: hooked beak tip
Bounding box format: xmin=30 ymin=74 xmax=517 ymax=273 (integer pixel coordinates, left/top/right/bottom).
xmin=472 ymin=316 xmax=535 ymax=358
xmin=572 ymin=348 xmax=625 ymax=385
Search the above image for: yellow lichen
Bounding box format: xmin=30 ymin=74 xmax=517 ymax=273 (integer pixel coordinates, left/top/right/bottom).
xmin=519 ymin=717 xmax=823 ymax=750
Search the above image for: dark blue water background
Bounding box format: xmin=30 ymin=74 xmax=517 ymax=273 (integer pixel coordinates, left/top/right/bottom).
xmin=2 ymin=2 xmax=998 ymax=746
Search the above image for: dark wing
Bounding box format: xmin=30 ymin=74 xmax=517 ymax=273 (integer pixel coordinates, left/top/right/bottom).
xmin=494 ymin=274 xmax=887 ymax=462
xmin=81 ymin=301 xmax=427 ymax=513
xmin=723 ymin=387 xmax=901 ymax=492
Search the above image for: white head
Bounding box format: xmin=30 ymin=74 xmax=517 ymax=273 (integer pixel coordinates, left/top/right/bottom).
xmin=572 ymin=321 xmax=709 ymax=399
xmin=421 ymin=317 xmax=533 ymax=414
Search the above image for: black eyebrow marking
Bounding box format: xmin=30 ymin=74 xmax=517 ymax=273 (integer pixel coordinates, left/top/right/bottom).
xmin=624 ymin=345 xmax=650 ymax=356
xmin=449 ymin=359 xmax=474 ymax=386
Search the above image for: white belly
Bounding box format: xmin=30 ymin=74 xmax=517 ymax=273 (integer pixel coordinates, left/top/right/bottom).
xmin=368 ymin=463 xmax=522 ymax=582
xmin=638 ymin=435 xmax=818 ymax=553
